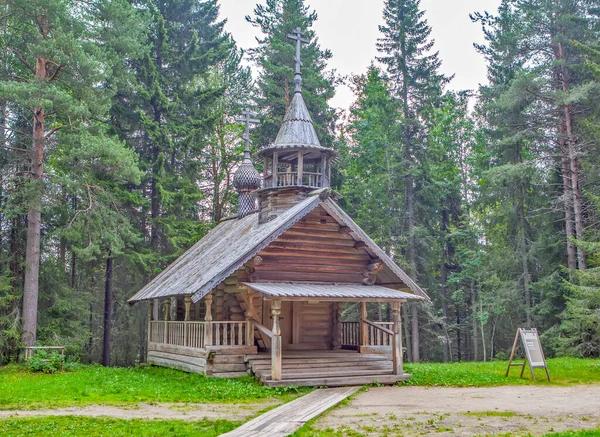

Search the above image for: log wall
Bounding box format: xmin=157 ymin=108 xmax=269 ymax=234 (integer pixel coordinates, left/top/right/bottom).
xmin=255 ymin=206 xmax=373 ymax=283
xmin=147 ymin=342 xmax=208 ymax=374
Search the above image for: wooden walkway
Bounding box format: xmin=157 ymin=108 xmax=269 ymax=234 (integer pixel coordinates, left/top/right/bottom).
xmin=220 ymin=386 xmax=360 ymax=437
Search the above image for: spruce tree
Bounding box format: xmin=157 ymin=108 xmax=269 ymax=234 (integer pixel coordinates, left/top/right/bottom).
xmin=376 ymin=0 xmax=449 ymax=362
xmin=112 ymin=0 xmax=232 ymax=264
xmin=247 ymin=0 xmax=336 ymax=148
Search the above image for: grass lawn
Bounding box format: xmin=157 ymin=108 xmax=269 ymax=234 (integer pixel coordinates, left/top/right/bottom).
xmin=0 ymin=416 xmax=239 ymax=437
xmin=402 ymin=357 xmax=600 ymax=387
xmin=0 ymin=363 xmax=306 ymax=410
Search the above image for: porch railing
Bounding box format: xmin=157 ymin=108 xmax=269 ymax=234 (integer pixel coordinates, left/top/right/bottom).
xmin=149 ymin=320 xmax=249 ymax=349
xmin=341 ymin=321 xmax=394 ymax=347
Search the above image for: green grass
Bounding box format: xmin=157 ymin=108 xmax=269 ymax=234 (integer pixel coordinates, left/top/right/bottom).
xmin=547 ymin=431 xmax=600 ymax=436
xmin=401 ymin=357 xmax=600 ymax=387
xmin=0 ymin=416 xmax=238 ymax=437
xmin=0 ymin=364 xmax=306 ymax=410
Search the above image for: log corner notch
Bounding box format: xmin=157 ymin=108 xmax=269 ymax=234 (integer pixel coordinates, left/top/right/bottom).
xmin=362 ymin=259 xmax=383 ymax=286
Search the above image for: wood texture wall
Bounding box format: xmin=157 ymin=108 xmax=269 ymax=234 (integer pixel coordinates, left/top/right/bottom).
xmin=255 ymin=206 xmax=373 ymax=283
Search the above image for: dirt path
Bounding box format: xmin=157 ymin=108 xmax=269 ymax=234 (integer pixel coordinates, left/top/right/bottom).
xmin=316 ymin=385 xmax=600 ymax=436
xmin=0 ymin=401 xmax=279 ymax=422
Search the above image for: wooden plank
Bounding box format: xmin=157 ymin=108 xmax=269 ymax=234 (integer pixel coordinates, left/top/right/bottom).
xmin=220 ymin=387 xmax=359 ymax=437
xmin=148 ymin=342 xmax=208 ymax=358
xmin=264 ymin=374 xmax=410 ymax=388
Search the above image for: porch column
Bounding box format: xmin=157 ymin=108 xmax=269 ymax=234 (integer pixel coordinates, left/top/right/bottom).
xmin=271 ymin=299 xmax=282 ymax=381
xmin=183 ymin=295 xmax=192 ymax=346
xmin=359 ymin=301 xmax=368 ymax=352
xmin=391 ymin=301 xmax=404 ymax=375
xmin=204 ymin=292 xmax=213 ymax=347
xmin=163 ymin=299 xmax=171 ymax=344
xmin=245 ymin=290 xmax=255 ymax=346
xmin=147 ymin=300 xmax=154 ymax=350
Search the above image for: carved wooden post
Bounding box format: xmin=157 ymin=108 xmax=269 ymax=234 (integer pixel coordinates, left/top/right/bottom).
xmin=245 ymin=290 xmax=255 ymax=346
xmin=273 ymin=152 xmax=279 ymax=187
xmin=297 ymin=151 xmax=303 ymax=185
xmin=147 ymin=300 xmax=154 ymax=346
xmin=391 ymin=301 xmax=404 ymax=375
xmin=360 ymin=301 xmax=368 ymax=352
xmin=163 ymin=299 xmax=171 ymax=344
xmin=183 ymin=295 xmax=192 ymax=346
xmin=271 ymin=299 xmax=282 ymax=381
xmin=204 ymin=292 xmax=213 ymax=347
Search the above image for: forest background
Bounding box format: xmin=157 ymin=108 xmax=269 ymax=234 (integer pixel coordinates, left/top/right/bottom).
xmin=1 ymin=0 xmax=599 ymax=366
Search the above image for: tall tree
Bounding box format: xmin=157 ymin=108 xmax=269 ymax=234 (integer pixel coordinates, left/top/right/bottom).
xmin=0 ymin=0 xmax=145 ymax=346
xmin=247 ymin=0 xmax=337 ymax=148
xmin=376 ymin=0 xmax=450 ymax=362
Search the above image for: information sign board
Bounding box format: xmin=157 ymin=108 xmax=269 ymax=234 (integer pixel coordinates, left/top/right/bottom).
xmin=505 ymin=328 xmax=550 ymax=381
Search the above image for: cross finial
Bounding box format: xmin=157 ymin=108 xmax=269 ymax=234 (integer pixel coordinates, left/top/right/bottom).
xmin=287 ymin=27 xmax=309 ymax=93
xmin=235 ymin=109 xmax=260 ymax=162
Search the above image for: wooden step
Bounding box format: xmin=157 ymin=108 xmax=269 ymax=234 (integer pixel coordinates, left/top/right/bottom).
xmin=210 ymin=371 xmax=249 ymax=378
xmin=259 ymin=368 xmax=394 ymax=382
xmin=263 ymin=373 xmax=411 ymax=388
xmin=211 ymin=354 xmax=245 ymax=364
xmin=249 ymin=360 xmax=392 ymax=372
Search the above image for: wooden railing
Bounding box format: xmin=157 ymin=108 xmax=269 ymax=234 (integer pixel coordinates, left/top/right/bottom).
xmin=364 ymin=320 xmax=393 ymax=346
xmin=149 ymin=320 xmax=246 ymax=349
xmin=341 ymin=320 xmax=394 ymax=347
xmin=212 ymin=321 xmax=247 ymax=347
xmin=187 ymin=322 xmax=205 ymax=348
xmin=277 ymin=172 xmax=298 ymax=187
xmin=150 ymin=321 xmax=165 ymax=343
xmin=341 ymin=322 xmax=360 ymax=346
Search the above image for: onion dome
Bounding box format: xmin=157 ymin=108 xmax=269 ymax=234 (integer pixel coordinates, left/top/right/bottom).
xmin=233 ymin=152 xmax=261 ymax=192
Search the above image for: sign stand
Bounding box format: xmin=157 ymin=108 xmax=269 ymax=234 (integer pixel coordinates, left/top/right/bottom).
xmin=506 ymin=328 xmax=550 ymax=381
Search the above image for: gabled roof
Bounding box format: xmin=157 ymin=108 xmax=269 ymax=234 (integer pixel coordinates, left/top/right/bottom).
xmin=128 ymin=189 xmax=429 ymax=304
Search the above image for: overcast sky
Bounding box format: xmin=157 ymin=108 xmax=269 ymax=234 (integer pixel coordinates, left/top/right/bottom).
xmin=218 ymin=0 xmax=502 ymax=111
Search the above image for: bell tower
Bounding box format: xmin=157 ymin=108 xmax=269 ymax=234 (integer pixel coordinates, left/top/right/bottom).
xmin=257 ymin=28 xmax=337 ymax=223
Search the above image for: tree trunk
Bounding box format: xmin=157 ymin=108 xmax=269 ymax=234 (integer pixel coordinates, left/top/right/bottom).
xmin=558 ymin=41 xmax=586 ymax=270
xmin=102 ymin=253 xmax=113 ymax=366
xmin=471 ymin=279 xmax=478 ymax=361
xmin=440 ymin=207 xmax=452 ymax=362
xmin=411 ymin=304 xmax=420 ymax=363
xmin=21 ymin=54 xmax=48 ymax=347
xmin=402 ymin=304 xmax=412 ymax=362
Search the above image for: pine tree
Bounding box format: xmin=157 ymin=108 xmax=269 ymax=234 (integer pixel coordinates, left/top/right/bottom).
xmin=376 ymin=0 xmax=450 ymax=362
xmin=247 ymin=0 xmax=336 ymax=148
xmin=0 ymin=0 xmax=146 ymax=347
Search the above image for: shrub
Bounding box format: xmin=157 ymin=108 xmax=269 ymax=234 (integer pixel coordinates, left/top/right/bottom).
xmin=28 ymin=350 xmax=64 ymax=373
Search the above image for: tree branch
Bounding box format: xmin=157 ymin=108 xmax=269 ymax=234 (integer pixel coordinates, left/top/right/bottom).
xmin=0 ymin=144 xmax=29 ymax=153
xmin=11 ymin=50 xmax=35 ymax=75
xmin=8 ymin=74 xmax=30 ymax=83
xmin=44 ymin=126 xmax=63 ymax=140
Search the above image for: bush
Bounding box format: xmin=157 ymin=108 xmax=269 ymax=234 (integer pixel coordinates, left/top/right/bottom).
xmin=28 ymin=350 xmax=64 ymax=373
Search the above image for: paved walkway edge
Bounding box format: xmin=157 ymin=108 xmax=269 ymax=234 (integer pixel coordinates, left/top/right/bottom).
xmin=221 ymin=386 xmax=360 ymax=437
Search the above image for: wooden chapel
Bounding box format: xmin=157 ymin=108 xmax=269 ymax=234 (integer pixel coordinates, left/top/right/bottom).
xmin=128 ymin=28 xmax=428 ymax=387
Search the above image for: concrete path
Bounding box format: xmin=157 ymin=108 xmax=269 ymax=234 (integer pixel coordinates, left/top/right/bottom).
xmin=221 ymin=386 xmax=359 ymax=437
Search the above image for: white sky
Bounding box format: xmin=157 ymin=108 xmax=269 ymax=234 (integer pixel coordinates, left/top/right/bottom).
xmin=218 ymin=0 xmax=502 ymax=111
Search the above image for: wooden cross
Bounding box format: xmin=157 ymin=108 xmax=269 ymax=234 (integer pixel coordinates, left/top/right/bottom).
xmin=235 ymin=109 xmax=260 ymax=156
xmin=287 ymin=27 xmax=309 ymax=91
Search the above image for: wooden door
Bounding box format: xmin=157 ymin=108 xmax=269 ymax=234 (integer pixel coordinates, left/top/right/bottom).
xmin=262 ymin=300 xmax=293 ymax=348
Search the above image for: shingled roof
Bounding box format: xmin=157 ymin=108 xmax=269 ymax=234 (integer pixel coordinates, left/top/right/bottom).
xmin=128 ymin=189 xmax=428 ymax=304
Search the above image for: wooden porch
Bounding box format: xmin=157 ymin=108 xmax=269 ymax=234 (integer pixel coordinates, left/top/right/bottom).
xmin=147 ymin=298 xmax=409 ymax=386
